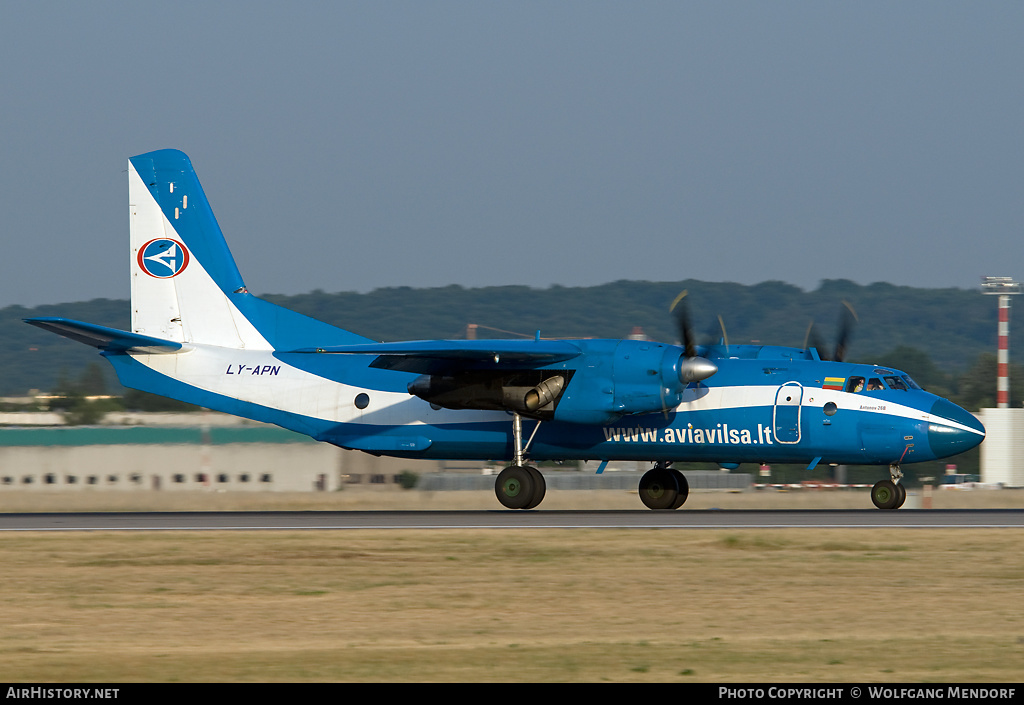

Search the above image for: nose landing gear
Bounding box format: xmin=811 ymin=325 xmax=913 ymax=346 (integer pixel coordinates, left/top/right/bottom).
xmin=871 ymin=464 xmax=907 ymax=510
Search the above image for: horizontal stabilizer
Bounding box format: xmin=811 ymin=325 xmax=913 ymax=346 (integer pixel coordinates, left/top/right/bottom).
xmin=289 ymin=339 xmax=582 ymax=374
xmin=25 ymin=317 xmax=190 ymax=354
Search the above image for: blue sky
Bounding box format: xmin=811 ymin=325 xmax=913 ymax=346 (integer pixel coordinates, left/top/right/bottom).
xmin=2 ymin=2 xmax=1023 ymax=307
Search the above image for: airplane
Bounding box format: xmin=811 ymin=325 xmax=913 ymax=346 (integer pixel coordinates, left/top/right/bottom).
xmin=26 ymin=149 xmax=986 ymax=510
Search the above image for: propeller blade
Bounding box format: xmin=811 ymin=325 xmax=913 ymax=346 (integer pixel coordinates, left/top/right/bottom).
xmin=670 ymin=290 xmax=696 ymax=359
xmin=803 ymin=321 xmax=829 ymax=360
xmin=805 ymin=302 xmax=857 ymax=362
xmin=668 ymin=290 xmax=719 ymax=386
xmin=833 ymin=300 xmax=858 ymax=363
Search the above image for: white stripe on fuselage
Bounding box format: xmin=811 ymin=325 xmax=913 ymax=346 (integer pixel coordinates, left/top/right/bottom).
xmin=132 ymin=346 xmax=483 ymax=427
xmin=131 ymin=347 xmax=981 ymax=436
xmin=679 ymin=383 xmax=982 ymax=436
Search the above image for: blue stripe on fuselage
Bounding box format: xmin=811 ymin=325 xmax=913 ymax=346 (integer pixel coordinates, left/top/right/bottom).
xmin=104 ymin=350 xmax=976 ymax=465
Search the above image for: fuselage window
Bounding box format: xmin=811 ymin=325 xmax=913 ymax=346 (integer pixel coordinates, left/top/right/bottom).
xmin=883 ymin=376 xmax=908 ymax=391
xmin=866 ymin=378 xmax=885 ymax=391
xmin=901 ymin=374 xmax=922 ymax=390
xmin=846 ymin=376 xmax=865 ymax=393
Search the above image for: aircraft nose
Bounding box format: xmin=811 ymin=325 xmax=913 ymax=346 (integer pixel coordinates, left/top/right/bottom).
xmin=927 ymin=399 xmax=986 ymax=458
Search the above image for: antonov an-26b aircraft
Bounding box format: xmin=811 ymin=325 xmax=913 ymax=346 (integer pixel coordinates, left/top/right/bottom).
xmin=27 ymin=150 xmax=986 ymax=510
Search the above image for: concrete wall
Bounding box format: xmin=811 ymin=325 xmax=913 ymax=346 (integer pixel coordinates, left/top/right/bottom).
xmin=978 ymin=407 xmax=1024 ymax=487
xmin=0 ymin=424 xmax=448 ymax=493
xmin=0 ymin=443 xmax=338 ymax=492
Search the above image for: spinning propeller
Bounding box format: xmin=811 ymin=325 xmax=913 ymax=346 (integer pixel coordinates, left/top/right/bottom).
xmin=669 ymin=291 xmax=719 ymax=383
xmin=670 ymin=290 xmax=697 ymax=359
xmin=803 ymin=300 xmax=858 ymax=362
xmin=670 ymin=291 xmax=730 ymax=358
xmin=671 ymin=291 xmax=856 ymax=364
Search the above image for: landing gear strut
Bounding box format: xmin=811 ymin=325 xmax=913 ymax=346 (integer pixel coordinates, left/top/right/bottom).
xmin=638 ymin=462 xmax=689 ymax=510
xmin=871 ymin=464 xmax=907 ymax=510
xmin=494 ymin=413 xmax=546 ymax=510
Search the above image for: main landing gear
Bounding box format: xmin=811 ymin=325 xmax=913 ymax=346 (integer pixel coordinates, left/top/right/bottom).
xmin=493 ymin=414 xmax=693 ymax=511
xmin=494 ymin=413 xmax=547 ymax=510
xmin=870 ymin=464 xmax=907 ymax=510
xmin=638 ymin=462 xmax=689 ymax=510
xmin=495 ymin=464 xmax=546 ymax=510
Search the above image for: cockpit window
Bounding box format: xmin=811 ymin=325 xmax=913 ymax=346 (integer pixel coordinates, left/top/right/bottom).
xmin=846 ymin=376 xmax=865 ymax=393
xmin=884 ymin=375 xmax=908 ymax=391
xmin=902 ymin=375 xmax=922 ymax=390
xmin=866 ymin=378 xmax=885 ymax=391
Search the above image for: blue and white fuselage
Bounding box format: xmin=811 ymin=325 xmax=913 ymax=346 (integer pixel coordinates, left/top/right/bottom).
xmin=107 ymin=340 xmax=981 ymax=467
xmin=26 ymin=149 xmax=984 ymax=510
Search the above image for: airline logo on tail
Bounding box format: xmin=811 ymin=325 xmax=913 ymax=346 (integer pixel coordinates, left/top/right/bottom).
xmin=138 ymin=238 xmax=190 ymax=278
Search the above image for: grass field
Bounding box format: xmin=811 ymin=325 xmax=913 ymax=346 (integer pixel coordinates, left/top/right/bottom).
xmin=0 ymin=488 xmax=1022 ymax=682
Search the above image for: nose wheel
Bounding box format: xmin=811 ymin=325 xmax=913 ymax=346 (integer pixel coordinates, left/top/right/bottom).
xmin=871 ymin=465 xmax=907 ymax=510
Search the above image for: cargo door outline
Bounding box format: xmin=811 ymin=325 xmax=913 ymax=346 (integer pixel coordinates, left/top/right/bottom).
xmin=773 ymin=382 xmax=803 ymax=444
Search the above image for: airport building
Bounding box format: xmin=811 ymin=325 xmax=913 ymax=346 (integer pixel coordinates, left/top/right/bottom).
xmin=0 ymin=413 xmax=438 ymax=493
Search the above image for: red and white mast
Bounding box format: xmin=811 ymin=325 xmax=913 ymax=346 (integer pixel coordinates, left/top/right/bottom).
xmin=982 ymin=277 xmax=1021 ymax=408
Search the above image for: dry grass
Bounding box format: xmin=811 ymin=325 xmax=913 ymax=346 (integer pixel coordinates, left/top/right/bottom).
xmin=0 ymin=526 xmax=1022 ymax=682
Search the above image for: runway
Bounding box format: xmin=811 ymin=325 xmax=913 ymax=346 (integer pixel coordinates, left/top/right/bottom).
xmin=0 ymin=509 xmax=1022 ymax=531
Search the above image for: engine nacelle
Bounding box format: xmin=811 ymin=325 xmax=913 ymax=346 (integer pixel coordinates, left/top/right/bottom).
xmin=550 ymin=339 xmax=717 ymax=424
xmin=611 ymin=340 xmax=716 ymax=415
xmin=407 ymin=339 xmax=717 ymax=425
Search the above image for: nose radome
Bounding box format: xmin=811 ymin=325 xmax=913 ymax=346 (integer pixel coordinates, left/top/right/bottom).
xmin=927 ymin=399 xmax=986 ymax=458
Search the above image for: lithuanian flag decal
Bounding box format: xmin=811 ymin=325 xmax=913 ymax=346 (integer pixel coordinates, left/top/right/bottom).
xmin=823 ymin=377 xmax=845 ymax=390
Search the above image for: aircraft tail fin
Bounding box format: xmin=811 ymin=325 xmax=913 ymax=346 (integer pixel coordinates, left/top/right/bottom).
xmin=128 ymin=150 xmax=371 ymax=350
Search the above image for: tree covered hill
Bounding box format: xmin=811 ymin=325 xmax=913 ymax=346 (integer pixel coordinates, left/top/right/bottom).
xmin=2 ymin=278 xmax=1007 ymax=399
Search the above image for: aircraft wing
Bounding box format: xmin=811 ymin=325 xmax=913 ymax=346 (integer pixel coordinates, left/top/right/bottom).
xmin=289 ymin=339 xmax=582 ymax=374
xmin=25 ymin=317 xmax=190 ymax=354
